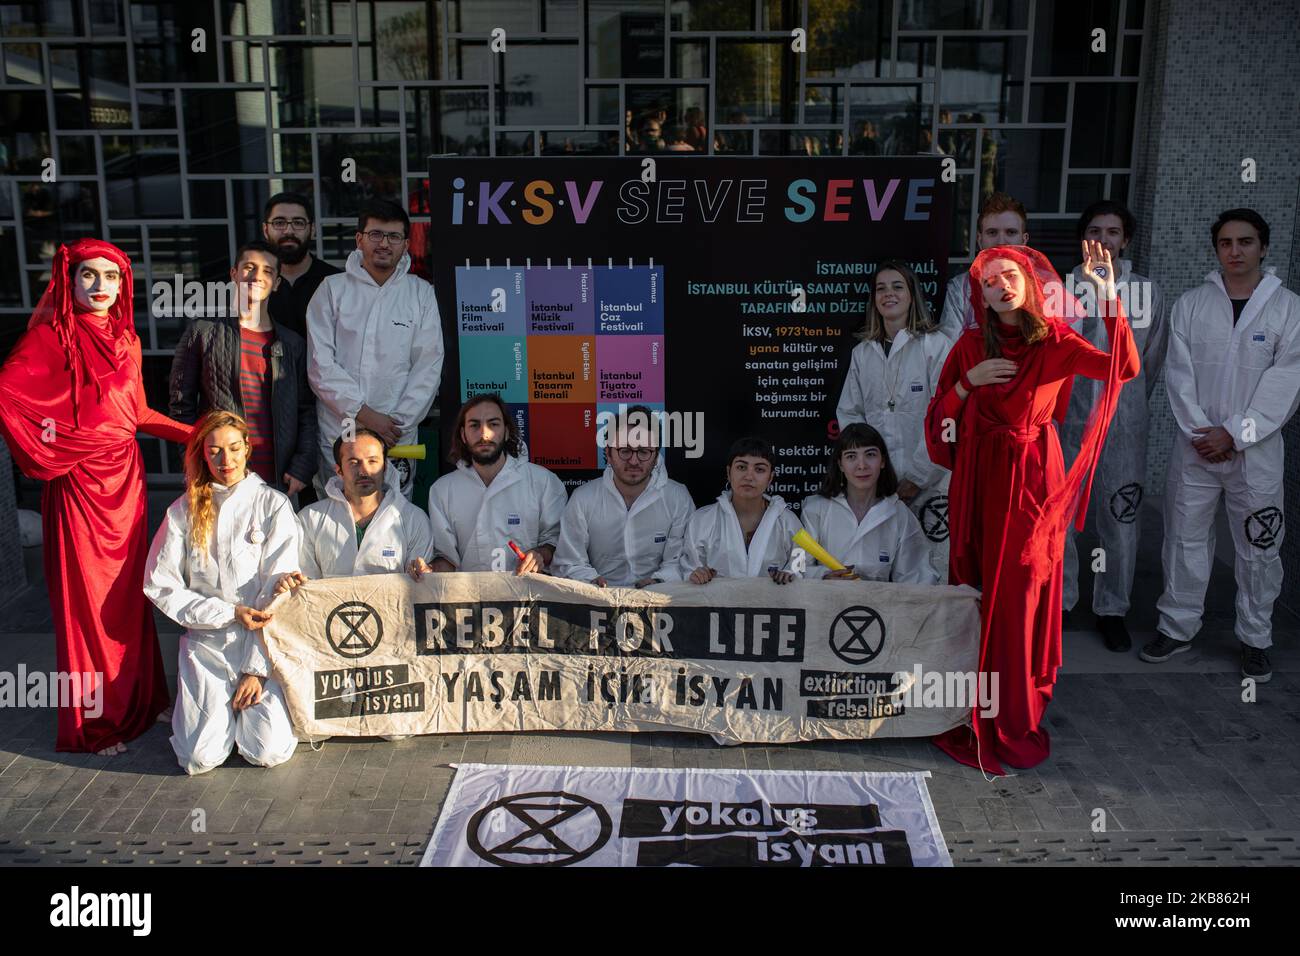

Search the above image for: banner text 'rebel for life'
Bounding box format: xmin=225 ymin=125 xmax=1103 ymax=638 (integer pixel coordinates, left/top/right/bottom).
xmin=263 ymin=574 xmax=980 ymax=743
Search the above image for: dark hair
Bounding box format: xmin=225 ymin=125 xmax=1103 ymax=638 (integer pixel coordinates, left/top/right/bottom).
xmin=234 ymin=239 xmax=281 ymax=274
xmin=977 ymin=192 xmax=1028 ymax=233
xmin=725 ymin=436 xmax=775 ymax=470
xmin=613 ymin=404 xmax=658 ymax=444
xmin=264 ymin=191 xmax=314 ymax=223
xmin=1077 ymin=199 xmax=1136 ymax=241
xmin=333 ymin=427 xmax=388 ymax=466
xmin=1211 ymin=208 xmax=1270 ymax=249
xmin=357 ymin=199 xmax=410 ymax=238
xmin=818 ymin=423 xmax=899 ymax=499
xmin=449 ymin=393 xmax=521 ymax=465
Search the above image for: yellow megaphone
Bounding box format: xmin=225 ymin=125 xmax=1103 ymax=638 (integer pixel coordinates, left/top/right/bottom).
xmin=792 ymin=528 xmax=847 ymax=572
xmin=388 ymin=444 xmax=426 ymax=460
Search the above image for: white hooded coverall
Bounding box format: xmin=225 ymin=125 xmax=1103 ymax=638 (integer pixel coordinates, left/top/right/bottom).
xmin=306 ymin=249 xmax=445 ymax=499
xmin=552 ymin=462 xmax=696 ymax=586
xmin=679 ymin=492 xmax=805 ymax=579
xmin=297 ymin=471 xmax=433 ymax=577
xmin=1060 ymin=261 xmax=1168 ymax=616
xmin=938 ymin=273 xmax=973 ymax=342
xmin=1156 ymin=268 xmax=1300 ymax=648
xmin=799 ymin=493 xmax=939 ymax=584
xmin=143 ymin=474 xmax=301 ymax=775
xmin=835 ymin=327 xmax=953 ymax=579
xmin=427 ymin=453 xmax=567 ymax=572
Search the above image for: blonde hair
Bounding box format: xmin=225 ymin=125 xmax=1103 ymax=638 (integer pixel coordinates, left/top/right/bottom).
xmin=184 ymin=411 xmax=251 ymax=554
xmin=855 ymin=260 xmax=938 ymax=343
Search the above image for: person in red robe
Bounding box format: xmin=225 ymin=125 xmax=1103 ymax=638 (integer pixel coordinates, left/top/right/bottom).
xmin=925 ymin=241 xmax=1139 ymax=775
xmin=0 ymin=239 xmax=192 ymax=755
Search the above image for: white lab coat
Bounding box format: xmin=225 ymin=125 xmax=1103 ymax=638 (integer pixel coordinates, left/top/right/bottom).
xmin=427 ymin=453 xmax=568 ymax=571
xmin=306 ymin=249 xmax=445 ymax=497
xmin=1156 ymin=268 xmax=1300 ymax=648
xmin=553 ymin=462 xmax=696 ymax=586
xmin=938 ymin=273 xmax=972 ymax=341
xmin=1060 ymin=260 xmax=1168 ymax=616
xmin=297 ymin=472 xmax=433 ymax=577
xmin=143 ymin=474 xmax=300 ymax=775
xmin=799 ymin=493 xmax=939 ymax=584
xmin=679 ymin=492 xmax=804 ymax=579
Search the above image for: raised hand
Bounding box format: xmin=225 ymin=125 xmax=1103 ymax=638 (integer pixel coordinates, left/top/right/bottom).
xmin=1080 ymin=238 xmax=1118 ymax=301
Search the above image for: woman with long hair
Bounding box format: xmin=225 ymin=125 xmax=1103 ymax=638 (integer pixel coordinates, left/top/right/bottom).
xmin=0 ymin=240 xmax=192 ymax=755
xmin=925 ymin=242 xmax=1139 ymax=775
xmin=836 ymin=260 xmax=953 ymax=578
xmin=144 ymin=411 xmax=300 ymax=774
xmin=800 ymin=423 xmax=937 ymax=584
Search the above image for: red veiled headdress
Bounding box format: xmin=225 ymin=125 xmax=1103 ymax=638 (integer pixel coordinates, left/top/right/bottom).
xmin=967 ymin=245 xmax=1125 ymax=575
xmin=28 ymin=239 xmax=137 ymax=426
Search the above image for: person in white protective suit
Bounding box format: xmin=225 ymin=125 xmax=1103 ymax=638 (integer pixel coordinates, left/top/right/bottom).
xmin=1059 ymin=200 xmax=1168 ymax=651
xmin=836 ymin=260 xmax=953 ymax=579
xmin=938 ymin=192 xmax=1031 ymax=341
xmin=422 ymin=392 xmax=567 ymax=575
xmin=553 ymin=404 xmax=695 ymax=587
xmin=799 ymin=423 xmax=938 ymax=585
xmin=306 ymin=198 xmax=444 ymax=500
xmin=680 ymin=437 xmax=805 ymax=584
xmin=1143 ymin=208 xmax=1300 ymax=682
xmin=143 ymin=411 xmax=301 ymax=775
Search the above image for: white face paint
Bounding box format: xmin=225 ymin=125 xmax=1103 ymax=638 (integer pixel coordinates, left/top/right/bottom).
xmin=980 ymin=257 xmax=1027 ymax=315
xmin=72 ymin=256 xmax=123 ymax=315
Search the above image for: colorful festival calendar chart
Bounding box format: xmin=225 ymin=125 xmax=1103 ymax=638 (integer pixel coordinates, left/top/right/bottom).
xmin=455 ymin=262 xmax=664 ymax=469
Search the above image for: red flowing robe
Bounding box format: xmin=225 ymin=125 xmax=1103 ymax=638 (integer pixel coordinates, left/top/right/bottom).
xmin=0 ymin=316 xmax=191 ymax=752
xmin=925 ymin=308 xmax=1138 ymax=775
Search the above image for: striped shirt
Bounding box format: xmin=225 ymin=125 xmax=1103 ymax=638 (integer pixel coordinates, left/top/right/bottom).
xmin=239 ymin=326 xmax=276 ymax=483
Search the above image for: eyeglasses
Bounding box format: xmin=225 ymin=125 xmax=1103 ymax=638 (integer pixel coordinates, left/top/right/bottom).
xmin=265 ymin=217 xmax=310 ymax=232
xmin=362 ymin=230 xmax=406 ymax=245
xmin=612 ymin=447 xmax=655 ymax=462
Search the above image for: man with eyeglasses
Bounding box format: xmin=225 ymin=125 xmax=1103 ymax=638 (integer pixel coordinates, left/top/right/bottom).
xmin=553 ymin=405 xmax=695 ymax=588
xmin=261 ymin=192 xmax=341 ymax=344
xmin=306 ymin=198 xmax=444 ymax=501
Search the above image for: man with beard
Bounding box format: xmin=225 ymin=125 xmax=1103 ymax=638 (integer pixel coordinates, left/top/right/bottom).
xmin=420 ymin=393 xmax=566 ymax=575
xmin=553 ymin=405 xmax=695 ymax=587
xmin=262 ymin=192 xmax=340 ymax=342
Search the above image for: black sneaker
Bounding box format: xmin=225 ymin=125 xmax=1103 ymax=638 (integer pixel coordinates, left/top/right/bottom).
xmin=1241 ymin=645 xmax=1272 ymax=683
xmin=1139 ymin=633 xmax=1191 ymax=663
xmin=1096 ymin=615 xmax=1132 ymax=653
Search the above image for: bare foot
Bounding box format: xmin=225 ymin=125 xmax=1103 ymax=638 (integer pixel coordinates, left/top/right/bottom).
xmin=95 ymin=742 xmax=127 ymax=756
xmin=157 ymin=706 xmax=173 ymax=723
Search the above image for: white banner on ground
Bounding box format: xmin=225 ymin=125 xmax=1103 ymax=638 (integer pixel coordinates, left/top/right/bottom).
xmin=420 ymin=763 xmax=951 ymax=867
xmin=262 ymin=574 xmax=981 ymax=744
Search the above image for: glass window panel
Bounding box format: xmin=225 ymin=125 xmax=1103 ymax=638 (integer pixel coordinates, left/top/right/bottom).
xmin=147 ymin=224 xmax=232 ymax=349
xmin=587 ymin=86 xmax=620 ymax=125
xmin=268 ymin=43 xmax=356 ymax=126
xmin=937 ymin=126 xmax=977 ymax=167
xmin=670 ymin=0 xmax=754 ymax=31
xmin=1109 ymin=173 xmax=1129 ymax=202
xmin=1027 ymin=82 xmax=1067 ymax=122
xmin=361 ymin=87 xmax=402 ymax=126
xmin=807 ymin=0 xmax=889 ymax=78
xmin=50 ymin=45 xmax=132 ymax=128
xmin=896 ymin=38 xmax=936 ymax=78
xmin=88 ymin=0 xmax=126 ymax=33
xmin=56 ymin=134 xmax=97 ymax=174
xmin=138 ymin=89 xmax=178 ymax=129
xmin=449 ymin=40 xmax=491 ymax=81
xmin=950 ymin=173 xmax=975 ymax=257
xmin=0 ymin=0 xmax=77 ymax=35
xmin=540 ymin=130 xmax=620 ymax=155
xmin=189 ymin=179 xmax=227 ymax=219
xmin=0 ymin=230 xmax=21 ymax=307
xmin=364 ymin=0 xmax=436 ymax=81
xmin=320 ymin=223 xmax=361 ymax=264
xmin=273 ymin=132 xmax=314 ymax=172
xmin=3 ymin=42 xmax=42 ymax=83
xmin=848 ymin=85 xmax=930 ymax=156
xmin=184 ymin=90 xmax=269 ymax=174
xmin=101 ymin=135 xmax=183 ymax=219
xmin=713 ymin=127 xmax=752 ymax=155
xmin=1031 ymin=0 xmax=1120 ymax=77
xmin=0 ymin=91 xmax=51 ymax=174
xmin=406 ymin=88 xmax=491 ymax=162
xmin=758 ymin=129 xmax=844 ymax=156
xmin=224 ymin=39 xmax=265 ymax=83
xmin=1066 ymin=174 xmax=1106 ymax=213
xmin=900 ymin=0 xmax=987 ymax=30
xmin=500 ymin=42 xmax=579 ymax=126
xmin=1126 ymin=0 xmax=1146 ymax=29
xmin=626 ymin=86 xmax=707 ymax=152
xmin=939 ymin=38 xmax=1026 ymax=123
xmin=587 ymin=2 xmax=664 ymax=79
xmin=406 ymin=176 xmax=428 ymax=215
xmin=716 ymin=41 xmax=791 ymax=124
xmin=495 ymin=130 xmax=536 ymax=156
xmin=803 ymin=85 xmax=844 ymax=124
xmin=990 ymin=0 xmax=1030 ymax=28
xmin=222 ymin=0 xmax=352 ymax=36
xmin=543 ymin=0 xmax=579 ymax=33
xmin=1020 ymin=218 xmax=1077 ymax=274
xmin=1121 ymin=34 xmax=1141 ymax=77
xmin=979 ymin=128 xmax=1064 ymax=212
xmin=1069 ymin=82 xmax=1136 ymax=167
xmin=131 ymin=2 xmax=219 ymax=82
xmin=229 ymin=180 xmax=274 ymax=250
xmin=317 ymin=132 xmax=402 ymax=218
xmin=671 ymin=39 xmax=708 ymax=78
xmin=448 ymin=0 xmax=535 ymax=33
xmin=21 ymin=180 xmax=100 ymax=261
xmin=0 ymin=177 xmax=13 ymax=217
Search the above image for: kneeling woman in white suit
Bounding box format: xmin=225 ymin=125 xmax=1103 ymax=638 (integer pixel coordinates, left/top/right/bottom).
xmin=144 ymin=411 xmax=301 ymax=775
xmin=800 ymin=423 xmax=938 ymax=584
xmin=681 ymin=437 xmax=804 ymax=585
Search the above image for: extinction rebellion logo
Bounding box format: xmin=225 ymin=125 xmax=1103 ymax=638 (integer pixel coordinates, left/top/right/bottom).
xmin=326 ymin=602 xmax=383 ymax=658
xmin=1109 ymin=482 xmax=1142 ymax=524
xmin=468 ymin=791 xmax=612 ymax=866
xmin=919 ymin=495 xmax=949 ymax=542
xmin=1245 ymin=507 xmax=1282 ymax=549
xmin=828 ymin=606 xmax=886 ymax=666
